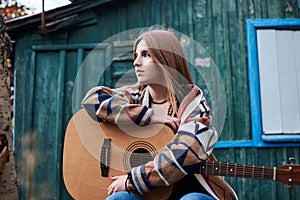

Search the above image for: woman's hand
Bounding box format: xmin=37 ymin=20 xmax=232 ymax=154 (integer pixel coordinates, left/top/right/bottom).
xmin=151 ymin=110 xmax=180 ymax=132
xmin=107 ymin=175 xmax=128 ymax=195
xmin=164 ymin=115 xmax=180 ymax=132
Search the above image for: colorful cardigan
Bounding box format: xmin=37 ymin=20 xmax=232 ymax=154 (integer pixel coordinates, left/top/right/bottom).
xmin=82 ymin=84 xmax=238 ymax=200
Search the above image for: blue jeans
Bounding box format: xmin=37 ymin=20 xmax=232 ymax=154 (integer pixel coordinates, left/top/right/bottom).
xmin=106 ymin=191 xmax=215 ymax=200
xmin=180 ymin=192 xmax=215 ymax=200
xmin=106 ymin=192 xmax=143 ymax=200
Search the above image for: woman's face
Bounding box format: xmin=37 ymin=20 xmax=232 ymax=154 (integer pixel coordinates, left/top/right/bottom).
xmin=133 ymin=39 xmax=163 ymax=85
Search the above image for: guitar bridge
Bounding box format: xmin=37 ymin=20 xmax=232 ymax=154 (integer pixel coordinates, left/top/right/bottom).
xmin=100 ymin=138 xmax=111 ymax=177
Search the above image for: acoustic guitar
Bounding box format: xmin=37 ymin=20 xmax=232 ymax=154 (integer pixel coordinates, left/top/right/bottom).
xmin=63 ymin=109 xmax=300 ymax=200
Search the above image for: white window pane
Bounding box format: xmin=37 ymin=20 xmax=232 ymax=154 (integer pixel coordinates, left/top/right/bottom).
xmin=257 ymin=30 xmax=282 ymax=133
xmin=257 ymin=30 xmax=300 ymax=134
xmin=276 ymin=30 xmax=300 ymax=133
xmin=295 ymin=31 xmax=300 ymax=131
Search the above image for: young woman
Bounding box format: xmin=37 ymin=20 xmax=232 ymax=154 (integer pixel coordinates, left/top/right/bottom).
xmin=82 ymin=29 xmax=237 ymax=200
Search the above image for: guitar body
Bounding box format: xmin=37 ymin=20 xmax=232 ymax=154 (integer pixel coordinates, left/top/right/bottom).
xmin=63 ymin=109 xmax=174 ymax=200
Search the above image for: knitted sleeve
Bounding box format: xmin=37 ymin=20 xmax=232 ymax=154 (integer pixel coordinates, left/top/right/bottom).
xmin=81 ymin=85 xmax=153 ymax=126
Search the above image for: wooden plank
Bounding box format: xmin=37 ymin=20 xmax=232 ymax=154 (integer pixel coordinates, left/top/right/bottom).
xmin=60 ymin=50 xmax=80 ymax=200
xmin=211 ymin=0 xmax=235 ymax=140
xmin=13 ymin=37 xmax=35 ymax=198
xmin=227 ymin=0 xmax=251 ymax=140
xmin=30 ymin=51 xmax=61 ymax=199
xmin=251 ymin=0 xmax=261 ymax=18
xmin=73 ymin=48 xmax=84 ymax=112
xmin=151 ymin=0 xmax=162 ymax=25
xmin=32 ymin=43 xmax=100 ymax=50
xmin=267 ymin=0 xmax=284 ymax=18
xmin=55 ymin=50 xmax=66 ymax=198
xmin=238 ymin=0 xmax=252 ymax=139
xmin=235 ymin=148 xmax=245 ymax=199
xmin=192 ymin=0 xmax=210 ymax=87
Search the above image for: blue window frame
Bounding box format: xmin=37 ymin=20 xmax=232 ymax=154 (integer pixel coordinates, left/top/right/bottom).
xmin=246 ymin=18 xmax=300 ymax=147
xmin=216 ymin=18 xmax=300 ymax=148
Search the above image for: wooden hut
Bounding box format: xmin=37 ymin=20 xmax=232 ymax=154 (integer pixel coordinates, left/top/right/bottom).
xmin=6 ymin=0 xmax=300 ymax=199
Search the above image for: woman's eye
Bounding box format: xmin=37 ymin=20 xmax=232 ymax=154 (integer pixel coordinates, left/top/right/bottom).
xmin=142 ymin=51 xmax=151 ymax=57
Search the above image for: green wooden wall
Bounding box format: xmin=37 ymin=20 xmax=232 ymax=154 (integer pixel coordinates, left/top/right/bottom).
xmin=11 ymin=0 xmax=299 ymax=199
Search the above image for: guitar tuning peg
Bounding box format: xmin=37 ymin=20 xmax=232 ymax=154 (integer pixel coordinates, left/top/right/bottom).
xmin=289 ymin=157 xmax=296 ymax=164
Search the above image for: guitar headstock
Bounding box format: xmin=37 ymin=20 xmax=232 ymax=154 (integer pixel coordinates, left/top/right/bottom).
xmin=277 ymin=158 xmax=300 ymax=187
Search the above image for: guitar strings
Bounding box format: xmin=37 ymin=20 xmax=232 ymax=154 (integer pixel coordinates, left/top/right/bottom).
xmin=198 ymin=162 xmax=274 ymax=179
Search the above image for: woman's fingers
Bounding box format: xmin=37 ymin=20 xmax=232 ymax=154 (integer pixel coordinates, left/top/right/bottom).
xmin=107 ymin=175 xmax=127 ymax=195
xmin=151 ymin=112 xmax=180 ymax=132
xmin=165 ymin=116 xmax=180 ymax=132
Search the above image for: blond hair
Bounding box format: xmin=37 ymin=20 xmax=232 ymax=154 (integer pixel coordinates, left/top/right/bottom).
xmin=133 ymin=29 xmax=194 ymax=115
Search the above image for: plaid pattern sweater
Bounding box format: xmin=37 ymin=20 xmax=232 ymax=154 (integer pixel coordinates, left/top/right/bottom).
xmin=82 ymin=84 xmax=238 ymax=200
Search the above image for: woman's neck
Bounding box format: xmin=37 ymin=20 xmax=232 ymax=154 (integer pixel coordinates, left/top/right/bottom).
xmin=148 ymin=84 xmax=168 ymax=103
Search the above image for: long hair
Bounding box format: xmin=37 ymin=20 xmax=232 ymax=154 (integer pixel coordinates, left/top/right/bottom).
xmin=133 ymin=29 xmax=194 ymax=115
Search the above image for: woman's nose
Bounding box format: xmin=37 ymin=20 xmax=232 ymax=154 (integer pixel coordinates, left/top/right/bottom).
xmin=133 ymin=57 xmax=141 ymax=66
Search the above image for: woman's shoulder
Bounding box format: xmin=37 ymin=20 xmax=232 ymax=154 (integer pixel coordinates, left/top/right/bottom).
xmin=190 ymin=84 xmax=202 ymax=92
xmin=183 ymin=84 xmax=203 ymax=99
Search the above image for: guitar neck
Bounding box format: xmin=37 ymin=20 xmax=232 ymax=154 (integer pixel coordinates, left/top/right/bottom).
xmin=198 ymin=160 xmax=275 ymax=181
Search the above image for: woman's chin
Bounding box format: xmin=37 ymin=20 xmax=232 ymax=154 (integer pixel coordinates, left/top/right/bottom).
xmin=137 ymin=80 xmax=148 ymax=85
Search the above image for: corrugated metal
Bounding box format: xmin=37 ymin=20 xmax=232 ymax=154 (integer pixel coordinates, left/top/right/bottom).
xmin=10 ymin=0 xmax=300 ymax=199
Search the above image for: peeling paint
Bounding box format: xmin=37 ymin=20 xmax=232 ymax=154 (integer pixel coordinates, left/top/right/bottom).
xmin=249 ymin=2 xmax=254 ymax=15
xmin=195 ymin=57 xmax=211 ymax=67
xmin=284 ymin=2 xmax=293 ymax=12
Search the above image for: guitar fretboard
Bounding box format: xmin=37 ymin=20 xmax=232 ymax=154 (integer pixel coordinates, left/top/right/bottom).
xmin=198 ymin=161 xmax=276 ymax=180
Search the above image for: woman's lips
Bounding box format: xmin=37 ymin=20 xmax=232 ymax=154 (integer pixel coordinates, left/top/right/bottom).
xmin=136 ymin=70 xmax=144 ymax=76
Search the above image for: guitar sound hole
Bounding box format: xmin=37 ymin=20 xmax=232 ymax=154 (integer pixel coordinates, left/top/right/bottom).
xmin=130 ymin=148 xmax=154 ymax=168
xmin=124 ymin=141 xmax=158 ymax=172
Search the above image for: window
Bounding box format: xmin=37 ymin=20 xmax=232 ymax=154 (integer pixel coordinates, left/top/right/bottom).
xmin=247 ymin=18 xmax=300 ymax=146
